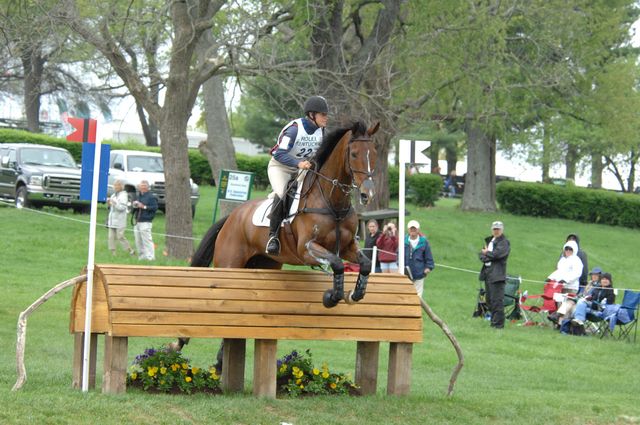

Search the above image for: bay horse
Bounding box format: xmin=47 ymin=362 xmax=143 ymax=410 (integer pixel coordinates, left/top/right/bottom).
xmin=192 ymin=119 xmax=380 ymax=307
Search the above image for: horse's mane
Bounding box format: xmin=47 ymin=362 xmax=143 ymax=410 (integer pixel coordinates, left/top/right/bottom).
xmin=313 ymin=120 xmax=368 ymax=170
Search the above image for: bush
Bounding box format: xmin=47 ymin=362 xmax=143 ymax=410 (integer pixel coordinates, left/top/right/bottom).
xmin=0 ymin=129 xmax=271 ymax=187
xmin=496 ymin=181 xmax=640 ymax=228
xmin=387 ymin=166 xmax=442 ymax=206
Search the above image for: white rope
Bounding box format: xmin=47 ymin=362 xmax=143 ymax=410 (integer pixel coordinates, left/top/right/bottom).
xmin=0 ymin=199 xmax=201 ymax=242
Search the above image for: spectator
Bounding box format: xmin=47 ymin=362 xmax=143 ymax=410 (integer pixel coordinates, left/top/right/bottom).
xmin=404 ymin=220 xmax=435 ymax=298
xmin=364 ymin=219 xmax=382 ymax=273
xmin=569 ymin=272 xmax=616 ymax=334
xmin=548 ymin=240 xmax=583 ymax=294
xmin=478 ymin=221 xmax=511 ymax=329
xmin=376 ymin=221 xmax=398 ymax=273
xmin=550 ymin=266 xmax=602 ymax=327
xmin=106 ymin=180 xmax=135 ymax=256
xmin=133 ymin=180 xmax=158 ymax=261
xmin=562 ymin=234 xmax=589 ymax=292
xmin=444 ymin=170 xmax=457 ymax=198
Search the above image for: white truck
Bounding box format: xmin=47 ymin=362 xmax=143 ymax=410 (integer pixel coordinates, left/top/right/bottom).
xmin=107 ymin=149 xmax=199 ymax=216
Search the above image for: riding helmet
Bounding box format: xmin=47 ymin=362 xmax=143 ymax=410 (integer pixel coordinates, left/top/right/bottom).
xmin=303 ymin=96 xmax=329 ymax=114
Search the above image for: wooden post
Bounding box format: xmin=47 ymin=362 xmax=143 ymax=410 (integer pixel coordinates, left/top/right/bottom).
xmin=355 ymin=341 xmax=379 ymax=395
xmin=72 ymin=332 xmax=97 ymax=389
xmin=102 ymin=336 xmax=128 ymax=394
xmin=252 ymin=339 xmax=277 ymax=398
xmin=222 ymin=338 xmax=246 ymax=393
xmin=387 ymin=342 xmax=413 ymax=395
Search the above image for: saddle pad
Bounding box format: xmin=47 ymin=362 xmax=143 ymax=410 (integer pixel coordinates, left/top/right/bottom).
xmin=251 ymin=180 xmax=303 ymax=227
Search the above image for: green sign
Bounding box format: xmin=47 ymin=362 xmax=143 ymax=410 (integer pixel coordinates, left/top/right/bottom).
xmin=217 ymin=170 xmax=254 ymax=201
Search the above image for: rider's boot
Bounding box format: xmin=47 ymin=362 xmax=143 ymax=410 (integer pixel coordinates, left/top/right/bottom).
xmin=266 ymin=196 xmax=283 ymax=255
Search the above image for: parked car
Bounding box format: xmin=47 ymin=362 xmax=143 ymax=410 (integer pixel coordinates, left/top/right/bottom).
xmin=107 ymin=150 xmax=199 ymax=216
xmin=0 ymin=143 xmax=89 ymax=212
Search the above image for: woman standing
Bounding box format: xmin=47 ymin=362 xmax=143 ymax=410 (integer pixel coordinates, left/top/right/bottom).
xmin=107 ymin=180 xmax=135 ymax=256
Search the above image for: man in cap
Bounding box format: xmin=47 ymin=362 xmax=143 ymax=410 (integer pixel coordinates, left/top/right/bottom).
xmin=478 ymin=221 xmax=511 ymax=329
xmin=404 ymin=220 xmax=435 ymax=298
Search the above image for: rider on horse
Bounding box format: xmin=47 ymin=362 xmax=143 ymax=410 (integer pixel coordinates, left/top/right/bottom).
xmin=265 ymin=95 xmax=329 ymax=255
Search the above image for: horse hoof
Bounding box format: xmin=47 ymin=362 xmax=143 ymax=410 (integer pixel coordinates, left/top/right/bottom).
xmin=344 ymin=290 xmax=356 ymax=305
xmin=323 ymin=290 xmax=339 ymax=308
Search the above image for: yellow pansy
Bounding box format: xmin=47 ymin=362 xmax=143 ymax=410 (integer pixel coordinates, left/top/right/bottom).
xmin=322 ymin=371 xmax=330 ymax=379
xmin=313 ymin=368 xmax=320 ymax=375
xmin=192 ymin=367 xmax=200 ymax=375
xmin=131 ymin=372 xmax=137 ymax=380
xmin=185 ymin=376 xmax=192 ymax=382
xmin=181 ymin=362 xmax=189 ymax=369
xmin=330 ymin=383 xmax=337 ymax=389
xmin=160 ymin=367 xmax=167 ymax=375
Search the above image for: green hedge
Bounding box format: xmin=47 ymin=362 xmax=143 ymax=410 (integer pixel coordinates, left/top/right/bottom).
xmin=388 ymin=166 xmax=443 ymax=207
xmin=0 ymin=129 xmax=271 ymax=187
xmin=496 ymin=181 xmax=640 ymax=228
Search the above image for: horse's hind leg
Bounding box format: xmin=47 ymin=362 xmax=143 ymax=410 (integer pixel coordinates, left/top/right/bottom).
xmin=305 ymin=241 xmax=345 ymax=308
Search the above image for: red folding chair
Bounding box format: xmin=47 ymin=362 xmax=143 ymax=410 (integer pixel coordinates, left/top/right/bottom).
xmin=519 ymin=280 xmax=564 ymax=326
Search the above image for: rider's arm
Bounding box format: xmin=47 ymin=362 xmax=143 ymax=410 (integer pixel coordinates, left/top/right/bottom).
xmin=273 ymin=124 xmax=302 ymax=168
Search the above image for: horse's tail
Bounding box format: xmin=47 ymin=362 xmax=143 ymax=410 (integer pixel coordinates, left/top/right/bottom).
xmin=190 ymin=216 xmax=229 ymax=267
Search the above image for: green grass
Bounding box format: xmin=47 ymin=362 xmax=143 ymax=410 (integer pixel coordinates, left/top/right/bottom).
xmin=1 ymin=190 xmax=639 ymax=424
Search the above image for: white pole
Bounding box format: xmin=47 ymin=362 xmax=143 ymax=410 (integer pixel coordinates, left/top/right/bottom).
xmin=82 ymin=139 xmax=102 ymax=392
xmin=398 ymin=140 xmax=409 ymax=275
xmin=371 ymin=246 xmax=378 ymax=274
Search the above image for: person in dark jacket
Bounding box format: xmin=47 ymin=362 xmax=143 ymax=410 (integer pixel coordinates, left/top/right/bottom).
xmin=133 ymin=180 xmax=158 ymax=260
xmin=479 ymin=221 xmax=511 ymax=329
xmin=570 ymin=272 xmax=616 ymax=330
xmin=562 ymin=234 xmax=589 ymax=292
xmin=404 ymin=220 xmax=435 ymax=298
xmin=364 ymin=219 xmax=382 ymax=273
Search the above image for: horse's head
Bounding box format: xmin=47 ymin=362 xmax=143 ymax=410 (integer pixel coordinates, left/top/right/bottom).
xmin=348 ymin=121 xmax=380 ymax=206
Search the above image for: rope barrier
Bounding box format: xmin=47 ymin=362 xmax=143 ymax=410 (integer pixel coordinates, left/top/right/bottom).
xmin=2 ymin=199 xmax=638 ymax=293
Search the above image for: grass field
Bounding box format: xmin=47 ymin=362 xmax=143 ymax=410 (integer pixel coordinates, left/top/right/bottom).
xmin=1 ymin=187 xmax=639 ymax=425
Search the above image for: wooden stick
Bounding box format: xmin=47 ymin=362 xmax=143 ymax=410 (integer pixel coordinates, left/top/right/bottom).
xmin=12 ymin=274 xmax=87 ymax=391
xmin=419 ymin=297 xmax=464 ymax=397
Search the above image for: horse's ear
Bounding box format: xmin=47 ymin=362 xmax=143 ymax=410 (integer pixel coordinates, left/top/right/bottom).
xmin=367 ymin=121 xmax=380 ymax=136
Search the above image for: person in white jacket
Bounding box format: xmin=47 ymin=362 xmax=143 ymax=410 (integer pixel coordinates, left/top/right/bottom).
xmin=106 ymin=180 xmax=135 ymax=256
xmin=547 ymin=240 xmax=583 ymax=293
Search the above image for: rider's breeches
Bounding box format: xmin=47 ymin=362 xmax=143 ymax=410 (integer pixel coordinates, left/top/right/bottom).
xmin=267 ymin=158 xmax=306 ymax=198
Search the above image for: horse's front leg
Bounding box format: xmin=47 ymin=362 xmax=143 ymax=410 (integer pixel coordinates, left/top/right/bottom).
xmin=304 ymin=241 xmax=345 ymax=308
xmin=341 ymin=242 xmax=371 ymax=304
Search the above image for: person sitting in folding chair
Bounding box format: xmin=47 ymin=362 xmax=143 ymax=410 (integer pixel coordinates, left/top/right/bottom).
xmin=548 ymin=240 xmax=583 ymax=295
xmin=549 ymin=266 xmax=602 ymax=328
xmin=568 ymin=272 xmax=616 ymax=335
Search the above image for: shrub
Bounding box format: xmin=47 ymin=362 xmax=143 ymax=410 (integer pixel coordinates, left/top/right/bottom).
xmin=408 ymin=173 xmax=443 ymax=207
xmin=496 ymin=181 xmax=640 ymax=228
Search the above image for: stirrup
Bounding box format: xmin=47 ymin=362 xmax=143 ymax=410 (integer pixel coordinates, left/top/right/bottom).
xmin=266 ymin=236 xmax=281 ymax=255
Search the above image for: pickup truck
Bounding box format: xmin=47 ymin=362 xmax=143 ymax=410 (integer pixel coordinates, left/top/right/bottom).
xmin=0 ymin=143 xmax=89 ymax=212
xmin=107 ymin=149 xmax=199 ymax=215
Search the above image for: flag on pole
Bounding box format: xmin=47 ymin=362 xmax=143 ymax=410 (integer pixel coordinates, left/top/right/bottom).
xmin=80 ymin=143 xmax=110 ymax=201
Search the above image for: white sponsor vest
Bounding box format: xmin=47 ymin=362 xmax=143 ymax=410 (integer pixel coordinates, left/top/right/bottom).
xmin=276 ymin=118 xmax=323 ymax=160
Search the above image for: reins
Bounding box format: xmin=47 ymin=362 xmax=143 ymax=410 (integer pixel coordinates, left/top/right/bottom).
xmin=294 ymin=132 xmax=375 ymax=255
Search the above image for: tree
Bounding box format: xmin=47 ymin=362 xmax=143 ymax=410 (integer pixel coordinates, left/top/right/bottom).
xmin=55 ymin=0 xmax=292 ymax=258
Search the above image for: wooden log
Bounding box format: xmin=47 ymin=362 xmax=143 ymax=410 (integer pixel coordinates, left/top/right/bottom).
xmin=355 ymin=341 xmax=380 ymax=395
xmin=252 ymin=339 xmax=277 ymax=398
xmin=102 ymin=336 xmax=128 ymax=394
xmin=71 ymin=333 xmax=98 ymax=389
xmin=222 ymin=338 xmax=246 ymax=393
xmin=387 ymin=342 xmax=413 ymax=395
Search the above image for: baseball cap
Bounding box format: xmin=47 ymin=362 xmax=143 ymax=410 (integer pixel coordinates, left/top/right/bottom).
xmin=407 ymin=220 xmax=420 ymax=229
xmin=590 ymin=267 xmax=602 ymax=275
xmin=491 ymin=221 xmax=504 ymax=230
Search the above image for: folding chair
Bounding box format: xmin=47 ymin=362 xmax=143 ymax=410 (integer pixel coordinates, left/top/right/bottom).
xmin=504 ymin=275 xmax=522 ymax=320
xmin=519 ymin=280 xmax=564 ymax=325
xmin=472 ymin=275 xmax=521 ymax=320
xmin=605 ymin=290 xmax=640 ymax=343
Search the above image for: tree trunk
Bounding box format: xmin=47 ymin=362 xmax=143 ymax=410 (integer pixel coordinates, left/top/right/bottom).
xmin=196 ymin=28 xmax=237 ymax=185
xmin=541 ymin=125 xmax=550 ymax=182
xmin=445 ymin=145 xmax=457 ymax=175
xmin=627 ymin=149 xmax=637 ymax=193
xmin=590 ymin=152 xmax=603 ymax=189
xmin=159 ymin=109 xmax=194 ymax=259
xmin=22 ymin=48 xmax=44 ymax=132
xmin=461 ymin=120 xmax=496 ymax=212
xmin=429 ymin=143 xmax=440 ymax=173
xmin=565 ymin=143 xmax=577 ymax=182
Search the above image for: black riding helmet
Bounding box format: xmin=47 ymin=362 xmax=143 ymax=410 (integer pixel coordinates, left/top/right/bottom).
xmin=303 ymin=96 xmax=329 ymax=114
